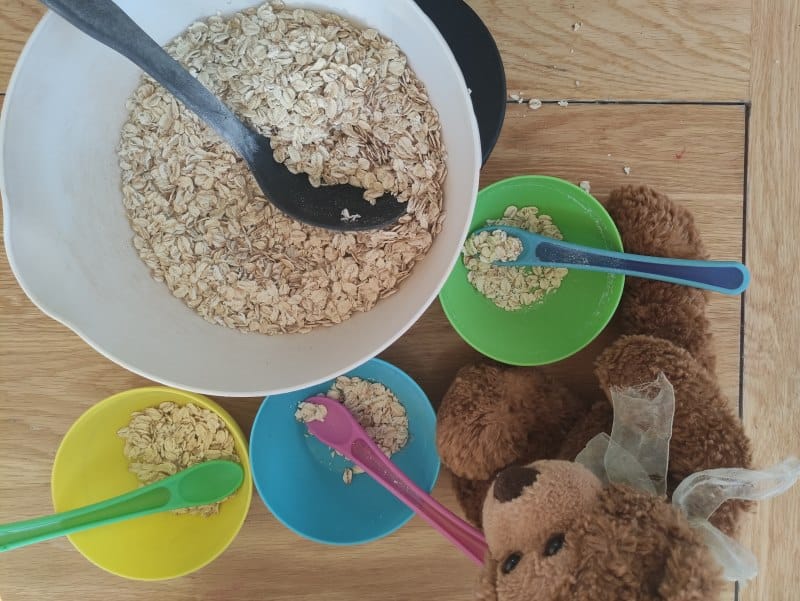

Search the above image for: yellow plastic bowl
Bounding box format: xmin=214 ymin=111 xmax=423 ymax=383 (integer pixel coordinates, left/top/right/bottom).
xmin=51 ymin=387 xmax=252 ymax=580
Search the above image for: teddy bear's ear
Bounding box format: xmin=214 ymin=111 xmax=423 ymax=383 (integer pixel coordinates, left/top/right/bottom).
xmin=474 ymin=558 xmax=498 ymax=601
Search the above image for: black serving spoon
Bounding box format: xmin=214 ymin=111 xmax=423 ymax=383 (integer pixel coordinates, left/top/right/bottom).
xmin=41 ymin=0 xmax=406 ymax=231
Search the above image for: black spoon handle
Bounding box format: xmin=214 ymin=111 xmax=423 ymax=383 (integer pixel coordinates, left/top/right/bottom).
xmin=41 ymin=0 xmax=258 ymax=157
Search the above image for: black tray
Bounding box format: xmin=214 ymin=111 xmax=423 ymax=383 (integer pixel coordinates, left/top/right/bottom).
xmin=414 ymin=0 xmax=507 ymax=165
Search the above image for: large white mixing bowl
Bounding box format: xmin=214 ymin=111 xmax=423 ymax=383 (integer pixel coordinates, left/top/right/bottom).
xmin=0 ymin=1 xmax=480 ymax=397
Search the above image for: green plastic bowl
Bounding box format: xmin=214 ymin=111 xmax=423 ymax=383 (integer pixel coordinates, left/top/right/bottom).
xmin=439 ymin=175 xmax=624 ymax=365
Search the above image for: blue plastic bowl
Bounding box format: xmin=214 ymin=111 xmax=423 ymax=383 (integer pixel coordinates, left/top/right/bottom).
xmin=249 ymin=358 xmax=441 ymax=545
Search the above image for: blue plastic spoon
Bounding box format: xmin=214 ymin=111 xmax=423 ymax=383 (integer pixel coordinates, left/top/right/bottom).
xmin=472 ymin=225 xmax=750 ymax=296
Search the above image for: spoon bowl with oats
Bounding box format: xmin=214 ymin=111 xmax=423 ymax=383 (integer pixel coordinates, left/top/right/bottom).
xmin=40 ymin=0 xmax=406 ymax=231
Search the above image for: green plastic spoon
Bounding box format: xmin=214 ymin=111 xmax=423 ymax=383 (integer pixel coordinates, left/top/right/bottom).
xmin=0 ymin=460 xmax=243 ymax=552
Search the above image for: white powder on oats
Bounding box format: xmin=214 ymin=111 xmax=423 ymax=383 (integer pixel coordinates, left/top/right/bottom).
xmin=118 ymin=2 xmax=446 ymax=336
xmin=463 ymin=206 xmax=569 ymax=311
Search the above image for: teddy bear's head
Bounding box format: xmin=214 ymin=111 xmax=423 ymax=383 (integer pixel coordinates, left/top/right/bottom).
xmin=476 ymin=459 xmax=721 ymax=601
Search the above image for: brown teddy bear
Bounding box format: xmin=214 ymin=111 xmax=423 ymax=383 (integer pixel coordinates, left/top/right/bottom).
xmin=436 ymin=186 xmax=798 ymax=600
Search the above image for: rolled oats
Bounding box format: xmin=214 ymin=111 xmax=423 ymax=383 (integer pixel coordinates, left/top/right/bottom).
xmin=463 ymin=206 xmax=569 ymax=311
xmin=463 ymin=230 xmax=523 ymax=263
xmin=294 ymin=402 xmax=327 ymax=423
xmin=117 ymin=402 xmax=239 ymax=517
xmin=118 ymin=2 xmax=446 ymax=335
xmin=296 ymin=376 xmax=409 ymax=484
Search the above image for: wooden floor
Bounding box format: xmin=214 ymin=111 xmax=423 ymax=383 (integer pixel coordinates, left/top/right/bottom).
xmin=0 ymin=1 xmax=797 ymax=600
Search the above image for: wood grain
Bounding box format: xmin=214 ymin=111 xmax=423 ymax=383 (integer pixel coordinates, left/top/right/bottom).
xmin=1 ymin=103 xmax=744 ymax=599
xmin=739 ymin=1 xmax=800 ymax=599
xmin=0 ymin=0 xmax=43 ymax=92
xmin=0 ymin=0 xmax=794 ymax=593
xmin=0 ymin=1 xmax=751 ymax=102
xmin=466 ymin=0 xmax=751 ymax=101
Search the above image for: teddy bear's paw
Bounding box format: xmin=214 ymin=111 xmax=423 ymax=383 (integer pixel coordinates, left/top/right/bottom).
xmin=595 ymin=334 xmax=706 ymax=394
xmin=606 ymin=185 xmax=708 ymax=261
xmin=605 ymin=186 xmax=716 ymax=369
xmin=618 ymin=281 xmax=716 ymax=373
xmin=437 ymin=363 xmax=540 ymax=481
xmin=595 ymin=334 xmax=752 ymax=534
xmin=437 ymin=363 xmax=590 ymax=481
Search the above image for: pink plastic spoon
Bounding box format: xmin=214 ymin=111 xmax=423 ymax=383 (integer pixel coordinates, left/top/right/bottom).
xmin=304 ymin=396 xmax=488 ymax=566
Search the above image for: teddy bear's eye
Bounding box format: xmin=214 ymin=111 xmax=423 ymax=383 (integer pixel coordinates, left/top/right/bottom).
xmin=544 ymin=533 xmax=565 ymax=557
xmin=501 ymin=552 xmax=522 ymax=574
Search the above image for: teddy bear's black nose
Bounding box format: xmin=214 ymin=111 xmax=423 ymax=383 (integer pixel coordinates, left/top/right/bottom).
xmin=493 ymin=466 xmax=540 ymax=502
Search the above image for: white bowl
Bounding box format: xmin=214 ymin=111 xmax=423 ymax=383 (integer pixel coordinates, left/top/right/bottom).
xmin=0 ymin=1 xmax=480 ymax=397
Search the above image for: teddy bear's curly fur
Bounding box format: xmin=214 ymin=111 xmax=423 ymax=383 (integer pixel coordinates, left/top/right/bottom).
xmin=436 ymin=186 xmax=752 ymax=600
